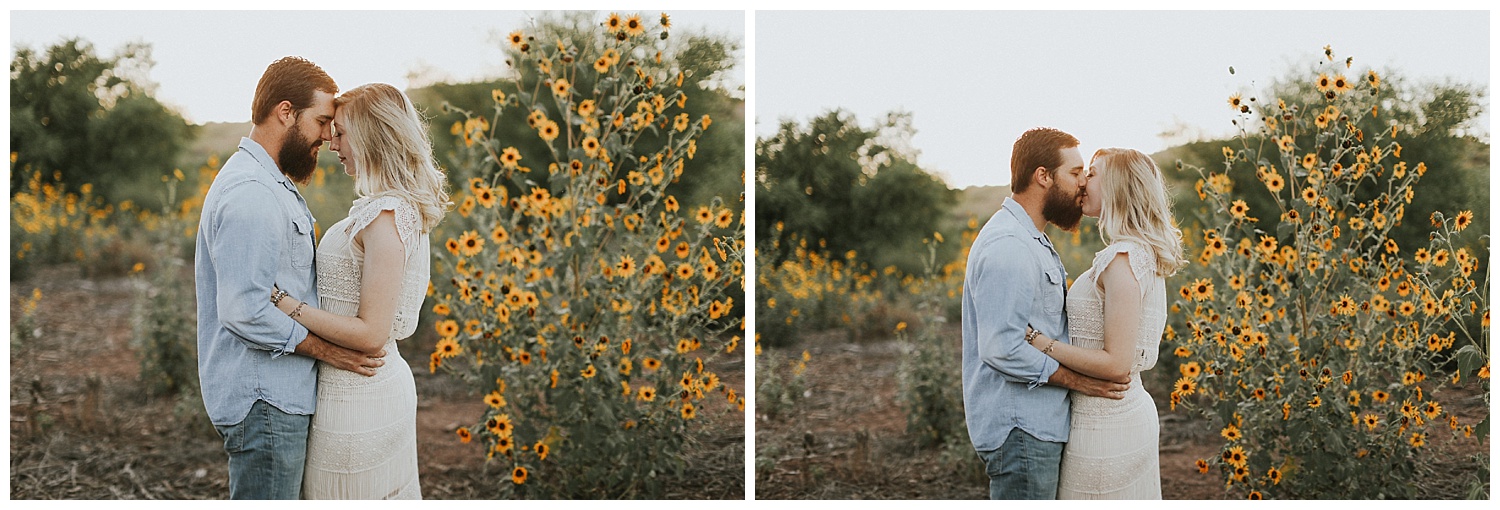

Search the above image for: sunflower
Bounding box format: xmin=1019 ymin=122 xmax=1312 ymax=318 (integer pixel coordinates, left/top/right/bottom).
xmin=1414 ymin=248 xmax=1431 ymax=264
xmin=659 ymin=12 xmax=671 ymax=29
xmin=675 ymin=263 xmax=695 ymax=279
xmin=1409 ymin=432 xmax=1426 ymax=448
xmin=435 ymin=320 xmax=460 ymax=338
xmin=643 ymin=357 xmax=661 ymax=371
xmin=535 ymin=442 xmax=550 ymax=461
xmin=605 ymin=12 xmax=623 ymax=33
xmin=675 ymin=242 xmax=691 ymax=259
xmin=1454 ymin=210 xmax=1473 ymax=231
xmin=623 ymin=13 xmax=645 ymax=37
xmin=1316 ymin=73 xmax=1333 ymax=92
xmin=1333 ymin=74 xmax=1353 ymax=94
xmin=1221 ymin=423 xmax=1242 ymax=441
xmin=694 ymin=206 xmax=713 ymax=224
xmin=552 ymin=78 xmax=571 ymax=98
xmin=680 ymin=401 xmax=697 ymax=420
xmin=638 ymin=386 xmax=657 ymax=401
xmin=457 ymin=230 xmax=484 ymax=257
xmin=1228 ymin=200 xmax=1250 ymax=219
xmin=673 ymin=113 xmax=690 ymax=132
xmin=581 ymin=364 xmax=597 ymax=378
xmin=500 ymin=147 xmax=522 ymax=169
xmin=432 ymin=303 xmax=451 ymax=315
xmin=1224 ymin=445 xmax=1247 ymax=467
xmin=1300 ymin=153 xmax=1318 ymax=170
xmin=616 ymin=255 xmax=637 ymax=277
xmin=714 ymin=209 xmax=735 ymax=228
xmin=1277 ymin=135 xmax=1295 ymax=152
xmin=538 ymin=120 xmax=559 ymax=142
xmin=1423 ymin=401 xmax=1442 ymax=419
xmin=1173 ymin=376 xmax=1197 ymax=396
xmin=664 ymin=195 xmax=680 ymax=212
xmin=507 ymin=30 xmax=525 ymax=48
xmin=1228 ymin=93 xmax=1243 ymax=110
xmin=1263 ymin=172 xmax=1284 ymax=193
xmin=700 ymin=114 xmax=713 ymax=130
xmin=1196 ymin=459 xmax=1210 ymax=474
xmin=1180 ymin=362 xmax=1202 ymax=378
xmin=1253 ymin=388 xmax=1266 ymax=401
xmin=511 ymin=466 xmax=528 ymax=485
xmin=1301 ymin=187 xmax=1318 ymax=204
xmin=485 ymin=391 xmax=506 ymax=409
xmin=456 ymin=427 xmax=472 ymax=443
xmin=581 ymin=136 xmax=602 ymax=158
xmin=1190 ymin=278 xmax=1214 ymax=301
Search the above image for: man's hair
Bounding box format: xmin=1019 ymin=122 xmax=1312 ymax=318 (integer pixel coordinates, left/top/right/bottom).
xmin=1010 ymin=127 xmax=1079 ymax=193
xmin=251 ymin=56 xmax=338 ymax=125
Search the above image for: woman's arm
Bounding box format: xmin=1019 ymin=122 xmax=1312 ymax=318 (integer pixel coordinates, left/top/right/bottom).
xmin=274 ymin=209 xmax=407 ymax=354
xmin=1026 ymin=252 xmax=1142 ymax=381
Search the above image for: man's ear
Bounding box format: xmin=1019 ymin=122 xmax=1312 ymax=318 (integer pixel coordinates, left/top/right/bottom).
xmin=1033 ymin=166 xmax=1051 ymax=189
xmin=276 ymin=100 xmax=296 ymax=127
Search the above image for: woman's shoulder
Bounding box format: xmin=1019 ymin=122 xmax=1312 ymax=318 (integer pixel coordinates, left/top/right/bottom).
xmin=1093 ymin=239 xmax=1158 ymax=282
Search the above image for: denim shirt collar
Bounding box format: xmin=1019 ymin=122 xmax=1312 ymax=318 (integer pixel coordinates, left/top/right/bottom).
xmin=1000 ymin=196 xmax=1053 ymax=249
xmin=237 ymin=137 xmax=298 ymax=193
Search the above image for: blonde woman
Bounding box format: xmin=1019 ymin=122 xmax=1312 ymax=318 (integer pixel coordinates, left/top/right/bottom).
xmin=268 ymin=83 xmax=449 ymax=499
xmin=1022 ymin=148 xmax=1186 ymax=499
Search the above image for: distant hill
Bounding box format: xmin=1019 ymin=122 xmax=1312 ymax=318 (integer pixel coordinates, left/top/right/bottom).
xmin=179 ymin=121 xmax=251 ymax=170
xmin=951 ymin=184 xmax=1010 ymax=228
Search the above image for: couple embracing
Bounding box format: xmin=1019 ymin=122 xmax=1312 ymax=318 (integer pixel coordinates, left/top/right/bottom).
xmin=195 ymin=57 xmax=448 ymax=499
xmin=962 ymin=128 xmax=1186 ymax=500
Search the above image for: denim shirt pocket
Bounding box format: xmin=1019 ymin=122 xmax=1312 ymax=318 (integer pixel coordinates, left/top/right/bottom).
xmin=1041 ymin=268 xmax=1065 ymax=315
xmin=290 ymin=217 xmax=315 ymax=268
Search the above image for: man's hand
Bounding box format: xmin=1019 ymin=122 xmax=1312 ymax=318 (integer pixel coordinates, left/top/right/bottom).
xmin=1047 ymin=365 xmax=1130 ymax=399
xmin=294 ymin=332 xmax=385 ymax=377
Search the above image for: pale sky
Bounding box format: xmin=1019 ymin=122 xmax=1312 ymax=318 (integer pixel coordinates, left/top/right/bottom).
xmin=10 ymin=10 xmax=745 ymax=125
xmin=755 ymin=10 xmax=1490 ymax=189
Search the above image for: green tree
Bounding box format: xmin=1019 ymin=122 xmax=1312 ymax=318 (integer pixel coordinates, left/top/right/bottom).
xmin=409 ymin=11 xmax=744 ymax=212
xmin=10 ymin=38 xmax=195 ymax=204
xmin=756 ymin=109 xmax=956 ymax=272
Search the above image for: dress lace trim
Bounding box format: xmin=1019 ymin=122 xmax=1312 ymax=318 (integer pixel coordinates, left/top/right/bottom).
xmin=343 ymin=195 xmax=422 ymax=260
xmin=1089 ymin=240 xmax=1158 ymax=299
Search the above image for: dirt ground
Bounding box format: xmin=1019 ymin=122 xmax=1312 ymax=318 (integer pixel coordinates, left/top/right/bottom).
xmin=9 ymin=264 xmax=744 ymax=500
xmin=754 ymin=328 xmax=1490 ymax=500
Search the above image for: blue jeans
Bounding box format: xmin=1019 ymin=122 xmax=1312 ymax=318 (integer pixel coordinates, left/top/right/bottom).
xmin=214 ymin=399 xmax=311 ymax=499
xmin=976 ymin=428 xmax=1065 ymax=500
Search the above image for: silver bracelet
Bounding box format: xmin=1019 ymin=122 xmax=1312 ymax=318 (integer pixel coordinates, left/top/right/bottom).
xmin=271 ymin=287 xmax=288 ymax=306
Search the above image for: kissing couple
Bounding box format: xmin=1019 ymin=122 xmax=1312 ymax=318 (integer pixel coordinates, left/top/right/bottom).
xmin=962 ymin=128 xmax=1187 ymax=499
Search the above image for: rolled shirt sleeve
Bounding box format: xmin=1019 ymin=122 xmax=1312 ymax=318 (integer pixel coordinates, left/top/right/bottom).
xmin=209 ymin=182 xmax=308 ymax=357
xmin=972 ymin=236 xmax=1060 ymax=388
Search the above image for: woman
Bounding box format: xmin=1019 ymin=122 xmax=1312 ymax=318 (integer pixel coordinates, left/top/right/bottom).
xmin=269 ymin=83 xmax=449 ymax=499
xmin=1023 ymin=148 xmax=1185 ymax=499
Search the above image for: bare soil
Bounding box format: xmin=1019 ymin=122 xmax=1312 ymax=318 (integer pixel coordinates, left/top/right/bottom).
xmin=10 ymin=264 xmax=744 ymax=499
xmin=754 ymin=328 xmax=1490 ymax=499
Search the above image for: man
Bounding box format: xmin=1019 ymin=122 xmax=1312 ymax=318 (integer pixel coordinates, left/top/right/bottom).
xmin=961 ymin=127 xmax=1131 ymax=499
xmin=195 ymin=56 xmax=384 ymax=499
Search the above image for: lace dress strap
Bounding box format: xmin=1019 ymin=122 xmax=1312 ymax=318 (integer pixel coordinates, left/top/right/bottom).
xmin=343 ymin=195 xmax=422 ymax=260
xmin=1091 ymin=240 xmax=1158 ymax=299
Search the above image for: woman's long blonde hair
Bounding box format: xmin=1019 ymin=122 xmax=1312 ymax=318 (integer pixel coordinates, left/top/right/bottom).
xmin=1092 ymin=148 xmax=1186 ymax=277
xmin=334 ymin=83 xmax=450 ymax=231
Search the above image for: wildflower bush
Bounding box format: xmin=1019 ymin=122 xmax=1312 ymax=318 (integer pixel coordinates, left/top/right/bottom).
xmin=427 ymin=13 xmax=745 ymax=498
xmin=1164 ymin=48 xmax=1489 ymax=499
xmin=894 ymin=236 xmax=970 ymax=451
xmin=10 ymin=165 xmax=133 ymax=279
xmin=754 ymin=228 xmax=885 ymax=346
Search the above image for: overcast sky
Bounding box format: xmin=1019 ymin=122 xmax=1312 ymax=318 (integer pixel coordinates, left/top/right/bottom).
xmin=755 ymin=10 xmax=1490 ymax=189
xmin=10 ymin=10 xmax=745 ymax=125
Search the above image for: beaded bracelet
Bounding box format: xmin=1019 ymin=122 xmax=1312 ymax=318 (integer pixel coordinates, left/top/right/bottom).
xmin=1024 ymin=328 xmax=1041 ymax=345
xmin=271 ymin=287 xmax=288 ymax=306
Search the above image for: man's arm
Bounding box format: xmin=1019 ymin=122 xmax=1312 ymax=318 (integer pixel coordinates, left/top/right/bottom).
xmin=293 ymin=332 xmax=386 ymax=377
xmin=209 ymin=183 xmax=308 ymax=357
xmin=972 ymin=238 xmax=1059 ymax=387
xmin=1047 ymin=365 xmax=1130 ymax=399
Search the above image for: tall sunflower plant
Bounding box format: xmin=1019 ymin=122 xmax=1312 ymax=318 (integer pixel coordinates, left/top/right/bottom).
xmin=428 ymin=12 xmax=745 ymax=498
xmin=1164 ymin=48 xmax=1489 ymax=499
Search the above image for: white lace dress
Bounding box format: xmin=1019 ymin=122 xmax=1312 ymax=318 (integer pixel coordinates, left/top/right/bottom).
xmin=302 ymin=195 xmax=429 ymax=499
xmin=1057 ymin=241 xmax=1165 ymax=500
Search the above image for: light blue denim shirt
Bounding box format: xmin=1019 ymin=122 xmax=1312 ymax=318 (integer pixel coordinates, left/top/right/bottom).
xmin=195 ymin=137 xmax=320 ymax=426
xmin=962 ymin=197 xmax=1072 ymax=450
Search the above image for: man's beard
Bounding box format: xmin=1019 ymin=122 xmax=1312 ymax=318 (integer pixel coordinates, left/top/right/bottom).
xmin=278 ymin=127 xmax=320 ymax=184
xmin=1042 ymin=183 xmax=1084 ymax=232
